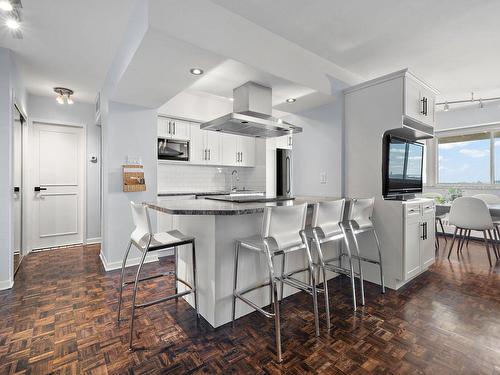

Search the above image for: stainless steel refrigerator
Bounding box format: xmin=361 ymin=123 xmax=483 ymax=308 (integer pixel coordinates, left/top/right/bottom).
xmin=276 ymin=148 xmax=292 ymax=197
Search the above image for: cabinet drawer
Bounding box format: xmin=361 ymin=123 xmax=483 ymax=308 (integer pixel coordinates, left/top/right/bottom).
xmin=422 ymin=202 xmax=435 ymax=215
xmin=405 ymin=203 xmax=421 ymax=218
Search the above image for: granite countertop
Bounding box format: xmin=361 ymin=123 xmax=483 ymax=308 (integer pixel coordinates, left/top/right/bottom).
xmin=157 ymin=190 xmax=263 ymax=197
xmin=147 ymin=196 xmax=342 ymax=216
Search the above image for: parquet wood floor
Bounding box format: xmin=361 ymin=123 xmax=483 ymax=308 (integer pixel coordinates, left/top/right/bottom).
xmin=0 ymin=238 xmax=499 ymax=374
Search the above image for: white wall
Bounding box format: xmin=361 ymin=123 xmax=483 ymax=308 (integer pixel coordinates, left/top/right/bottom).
xmin=27 ymin=95 xmax=101 ymax=242
xmin=100 ymin=101 xmax=157 ymax=269
xmin=0 ymin=47 xmax=27 ymax=290
xmin=283 ymin=99 xmax=343 ymax=197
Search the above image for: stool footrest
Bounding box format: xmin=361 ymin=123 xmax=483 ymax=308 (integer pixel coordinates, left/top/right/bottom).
xmin=281 ymin=275 xmax=323 ymax=295
xmin=234 ymin=293 xmax=274 ymax=319
xmin=123 ymin=271 xmax=175 ymax=286
xmin=238 ymin=281 xmax=272 ymax=296
xmin=135 ymin=289 xmax=193 ymax=309
xmin=351 ymin=255 xmax=381 ymax=265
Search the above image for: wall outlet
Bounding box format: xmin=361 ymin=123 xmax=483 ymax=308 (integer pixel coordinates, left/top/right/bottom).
xmin=320 ymin=172 xmax=327 ymax=184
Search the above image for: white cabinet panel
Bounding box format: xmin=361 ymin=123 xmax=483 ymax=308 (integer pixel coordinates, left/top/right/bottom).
xmin=275 ymin=134 xmax=293 ymax=150
xmin=404 ymin=75 xmax=435 ymax=127
xmin=221 ymin=133 xmax=239 ymax=166
xmin=421 ymin=213 xmax=435 ymax=269
xmin=239 ymin=136 xmax=255 ymax=167
xmin=404 ymin=217 xmax=422 ymax=280
xmin=205 ymin=131 xmax=221 ymax=165
xmin=170 ymin=119 xmax=191 ymax=140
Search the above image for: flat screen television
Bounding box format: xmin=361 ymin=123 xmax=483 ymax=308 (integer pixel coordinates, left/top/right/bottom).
xmin=382 ymin=136 xmax=424 ymax=198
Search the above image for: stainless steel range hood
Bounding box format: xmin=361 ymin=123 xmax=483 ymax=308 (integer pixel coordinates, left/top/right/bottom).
xmin=200 ymin=82 xmax=302 ymax=138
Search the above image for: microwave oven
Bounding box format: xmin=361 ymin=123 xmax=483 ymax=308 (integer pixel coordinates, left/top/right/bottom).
xmin=158 ymin=138 xmax=190 ymax=161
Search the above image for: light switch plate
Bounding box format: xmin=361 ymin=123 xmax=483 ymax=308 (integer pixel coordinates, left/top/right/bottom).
xmin=320 ymin=172 xmax=327 ymax=184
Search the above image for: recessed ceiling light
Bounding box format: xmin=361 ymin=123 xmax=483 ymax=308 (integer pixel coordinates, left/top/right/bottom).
xmin=0 ymin=1 xmax=13 ymax=12
xmin=286 ymin=98 xmax=296 ymax=103
xmin=6 ymin=17 xmax=19 ymax=29
xmin=190 ymin=68 xmax=204 ymax=75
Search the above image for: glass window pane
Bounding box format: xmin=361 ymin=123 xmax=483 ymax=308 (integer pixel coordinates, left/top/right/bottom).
xmin=438 ymin=133 xmax=490 ymax=184
xmin=494 ymin=132 xmax=500 ymax=183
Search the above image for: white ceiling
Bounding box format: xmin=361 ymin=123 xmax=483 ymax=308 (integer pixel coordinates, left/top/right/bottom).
xmin=0 ymin=0 xmax=135 ymax=102
xmin=212 ymin=0 xmax=500 ymax=100
xmin=186 ymin=59 xmax=335 ymax=113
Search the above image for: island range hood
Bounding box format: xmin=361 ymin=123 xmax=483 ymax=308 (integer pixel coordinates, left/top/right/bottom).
xmin=200 ymin=82 xmax=302 ymax=138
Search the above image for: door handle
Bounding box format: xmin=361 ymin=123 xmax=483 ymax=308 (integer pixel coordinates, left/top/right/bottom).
xmin=286 ymin=156 xmax=291 ymax=194
xmin=173 ymin=121 xmax=176 ymax=135
xmin=204 ymin=149 xmax=207 ymax=160
xmin=208 ymin=149 xmax=211 ymax=160
xmin=168 ymin=121 xmax=171 ymax=135
xmin=34 ymin=186 xmax=47 ymax=192
xmin=240 ymin=152 xmax=243 ymax=163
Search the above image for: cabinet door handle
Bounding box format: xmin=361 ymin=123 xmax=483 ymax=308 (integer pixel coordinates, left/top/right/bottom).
xmin=168 ymin=121 xmax=171 ymax=134
xmin=420 ymin=98 xmax=425 ymax=115
xmin=204 ymin=149 xmax=207 ymax=160
xmin=241 ymin=152 xmax=243 ymax=163
xmin=208 ymin=149 xmax=211 ymax=160
xmin=173 ymin=121 xmax=176 ymax=135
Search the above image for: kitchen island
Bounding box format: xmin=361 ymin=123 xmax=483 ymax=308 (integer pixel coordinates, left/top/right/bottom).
xmin=147 ymin=196 xmax=341 ymax=328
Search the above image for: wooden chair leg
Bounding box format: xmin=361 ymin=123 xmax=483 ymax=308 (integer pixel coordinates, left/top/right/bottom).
xmin=482 ymin=230 xmax=493 ymax=267
xmin=448 ymin=227 xmax=458 ymax=259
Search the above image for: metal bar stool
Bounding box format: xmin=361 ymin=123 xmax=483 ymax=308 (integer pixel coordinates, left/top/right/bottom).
xmin=231 ymin=203 xmax=320 ymax=363
xmin=306 ymin=199 xmax=359 ymax=331
xmin=344 ymin=198 xmax=385 ymax=304
xmin=117 ymin=202 xmax=199 ymax=350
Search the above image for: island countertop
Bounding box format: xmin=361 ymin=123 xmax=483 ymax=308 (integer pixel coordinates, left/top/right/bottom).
xmin=147 ymin=196 xmax=342 ymax=215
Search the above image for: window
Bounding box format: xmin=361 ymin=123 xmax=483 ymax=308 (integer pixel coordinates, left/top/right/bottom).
xmin=438 ymin=133 xmax=491 ymax=184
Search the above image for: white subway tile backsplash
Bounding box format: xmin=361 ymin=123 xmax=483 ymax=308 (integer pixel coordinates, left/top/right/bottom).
xmin=157 ymin=163 xmax=266 ymax=193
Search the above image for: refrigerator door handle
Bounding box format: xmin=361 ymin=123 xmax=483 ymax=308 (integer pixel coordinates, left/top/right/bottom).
xmin=286 ymin=156 xmax=291 ymax=194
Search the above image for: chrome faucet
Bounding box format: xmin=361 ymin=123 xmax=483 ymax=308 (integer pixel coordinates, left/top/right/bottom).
xmin=231 ymin=169 xmax=239 ymax=192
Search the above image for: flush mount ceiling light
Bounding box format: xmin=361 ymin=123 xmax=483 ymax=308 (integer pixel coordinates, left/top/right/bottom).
xmin=54 ymin=87 xmax=74 ymax=105
xmin=0 ymin=1 xmax=13 ymax=11
xmin=190 ymin=68 xmax=204 ymax=75
xmin=2 ymin=0 xmax=23 ymax=39
xmin=286 ymin=98 xmax=296 ymax=103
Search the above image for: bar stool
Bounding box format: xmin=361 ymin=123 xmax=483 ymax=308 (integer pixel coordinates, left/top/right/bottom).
xmin=117 ymin=202 xmax=199 ymax=350
xmin=306 ymin=199 xmax=359 ymax=331
xmin=231 ymin=203 xmax=319 ymax=363
xmin=344 ymin=198 xmax=385 ymax=304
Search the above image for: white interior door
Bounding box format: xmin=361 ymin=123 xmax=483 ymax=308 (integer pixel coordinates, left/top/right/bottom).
xmin=31 ymin=122 xmax=84 ymax=249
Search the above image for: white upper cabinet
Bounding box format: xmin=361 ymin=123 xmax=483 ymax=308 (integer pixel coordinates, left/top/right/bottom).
xmin=275 ymin=134 xmax=293 ymax=150
xmin=221 ymin=133 xmax=256 ymax=167
xmin=157 ymin=116 xmax=191 ymax=140
xmin=190 ymin=124 xmax=221 ymax=165
xmin=404 ymin=74 xmax=436 ymax=128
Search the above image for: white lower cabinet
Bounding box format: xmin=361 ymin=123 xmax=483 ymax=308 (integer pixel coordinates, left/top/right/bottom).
xmin=403 ymin=200 xmax=435 ymax=280
xmin=157 ymin=195 xmax=196 ymax=232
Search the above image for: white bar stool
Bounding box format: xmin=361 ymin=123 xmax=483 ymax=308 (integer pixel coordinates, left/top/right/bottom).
xmin=231 ymin=203 xmax=320 ymax=363
xmin=306 ymin=199 xmax=359 ymax=331
xmin=344 ymin=198 xmax=385 ymax=304
xmin=117 ymin=202 xmax=199 ymax=350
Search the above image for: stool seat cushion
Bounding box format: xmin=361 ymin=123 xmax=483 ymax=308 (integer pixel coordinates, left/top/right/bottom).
xmin=238 ymin=235 xmax=304 ymax=253
xmin=135 ymin=230 xmax=194 ymax=251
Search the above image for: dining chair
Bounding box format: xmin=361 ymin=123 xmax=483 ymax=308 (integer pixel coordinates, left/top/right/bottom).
xmin=447 ymin=197 xmax=499 ymax=266
xmin=473 ymin=194 xmax=500 ymax=245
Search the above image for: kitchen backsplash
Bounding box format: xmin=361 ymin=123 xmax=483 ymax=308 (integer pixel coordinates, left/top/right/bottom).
xmin=157 ymin=163 xmax=266 ymax=193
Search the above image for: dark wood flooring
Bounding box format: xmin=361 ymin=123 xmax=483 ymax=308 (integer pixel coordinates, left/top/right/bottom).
xmin=0 ymin=238 xmax=499 ymax=374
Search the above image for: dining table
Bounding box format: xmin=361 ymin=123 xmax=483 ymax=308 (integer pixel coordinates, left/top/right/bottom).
xmin=436 ymin=203 xmax=500 ymax=217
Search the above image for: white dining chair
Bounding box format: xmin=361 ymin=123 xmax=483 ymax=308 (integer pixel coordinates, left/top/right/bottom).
xmin=472 ymin=194 xmax=500 ymax=249
xmin=447 ymin=197 xmax=499 ymax=266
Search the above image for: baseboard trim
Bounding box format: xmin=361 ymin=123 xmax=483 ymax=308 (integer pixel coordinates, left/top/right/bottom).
xmin=0 ymin=279 xmax=14 ymax=291
xmin=99 ymin=250 xmax=161 ymax=272
xmin=86 ymin=237 xmax=101 ymax=245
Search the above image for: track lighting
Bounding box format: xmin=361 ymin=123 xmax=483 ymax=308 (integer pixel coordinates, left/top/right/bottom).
xmin=437 ymin=91 xmax=500 ymax=111
xmin=479 ymin=99 xmax=484 ymax=109
xmin=54 ymin=87 xmax=75 ymax=105
xmin=443 ymin=102 xmax=449 ymax=111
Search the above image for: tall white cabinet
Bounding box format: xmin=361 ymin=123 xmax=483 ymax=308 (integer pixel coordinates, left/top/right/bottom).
xmin=344 ymin=69 xmax=438 ymax=290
